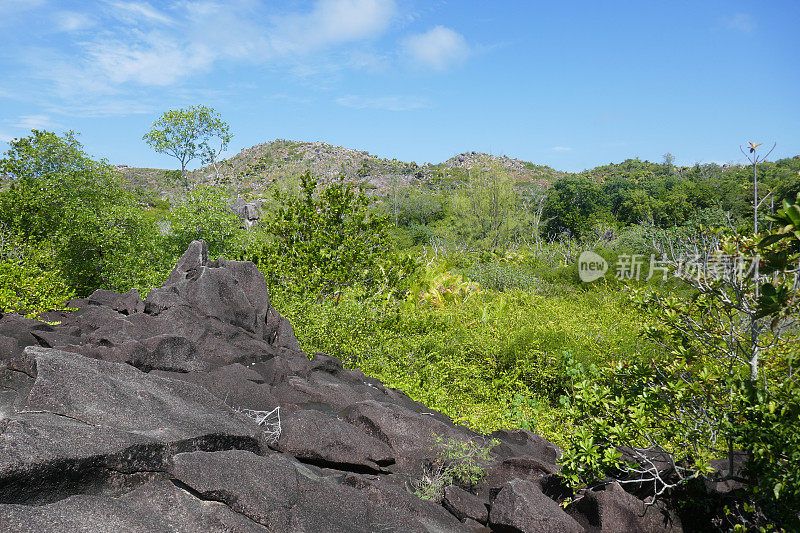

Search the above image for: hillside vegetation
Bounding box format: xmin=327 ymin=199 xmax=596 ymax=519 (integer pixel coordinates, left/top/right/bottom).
xmin=118 ymin=138 xmax=566 ymax=197
xmin=2 ymin=130 xmax=800 ymax=530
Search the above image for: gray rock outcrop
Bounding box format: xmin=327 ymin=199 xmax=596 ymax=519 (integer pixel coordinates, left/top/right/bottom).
xmin=231 ymin=198 xmax=263 ymax=228
xmin=0 ymin=240 xmax=684 ymax=532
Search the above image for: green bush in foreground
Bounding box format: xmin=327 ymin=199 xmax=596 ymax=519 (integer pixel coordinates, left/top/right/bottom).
xmin=0 ymin=130 xmax=169 ymax=298
xmin=559 ymin=219 xmax=800 ymax=529
xmin=167 ymin=184 xmax=243 ymax=259
xmin=0 ymin=237 xmax=74 ymax=318
xmin=260 ymin=172 xmax=403 ymax=297
xmin=413 ymin=434 xmax=499 ymax=501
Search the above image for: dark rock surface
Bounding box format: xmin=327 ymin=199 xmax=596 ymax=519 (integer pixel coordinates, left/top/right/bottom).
xmin=482 ymin=456 xmax=559 ymax=498
xmin=565 ymin=482 xmax=682 ymax=533
xmin=0 ymin=241 xmax=682 ymax=531
xmin=0 ymin=479 xmax=265 ymax=533
xmin=489 ymin=479 xmax=584 ymax=533
xmin=443 ymin=485 xmax=490 ymax=524
xmin=275 ymin=408 xmax=395 ymax=473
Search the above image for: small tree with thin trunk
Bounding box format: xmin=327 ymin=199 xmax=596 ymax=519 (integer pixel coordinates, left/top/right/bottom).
xmin=740 ymin=141 xmax=776 ymax=234
xmin=143 ymin=105 xmax=232 ymax=189
xmin=559 ymin=149 xmax=799 ymax=528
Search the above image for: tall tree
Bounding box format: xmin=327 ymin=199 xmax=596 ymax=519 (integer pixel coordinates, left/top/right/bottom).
xmin=450 ymin=158 xmax=519 ymax=248
xmin=740 ymin=141 xmax=776 ymax=234
xmin=143 ymin=105 xmax=232 ymax=188
xmin=542 ymin=175 xmax=610 ymax=238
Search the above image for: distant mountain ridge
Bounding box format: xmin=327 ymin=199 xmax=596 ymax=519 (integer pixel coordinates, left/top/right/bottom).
xmin=118 ymin=139 xmax=566 ymax=196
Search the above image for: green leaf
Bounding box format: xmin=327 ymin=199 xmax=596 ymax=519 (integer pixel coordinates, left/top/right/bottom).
xmin=785 ymin=205 xmax=800 ymax=227
xmin=758 ymin=233 xmax=786 ymax=249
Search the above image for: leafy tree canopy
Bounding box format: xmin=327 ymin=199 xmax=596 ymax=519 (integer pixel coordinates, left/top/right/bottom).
xmin=261 ymin=172 xmax=396 ymax=296
xmin=542 ymin=175 xmax=612 ymax=237
xmin=142 ymin=105 xmax=232 ymax=188
xmin=0 ymin=130 xmax=166 ymax=297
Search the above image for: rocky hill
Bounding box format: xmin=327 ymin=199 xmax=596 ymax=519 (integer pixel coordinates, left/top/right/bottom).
xmin=120 ymin=140 xmax=565 ymax=198
xmin=0 ymin=241 xmax=693 ymax=532
xmin=436 ymin=151 xmax=562 ymax=187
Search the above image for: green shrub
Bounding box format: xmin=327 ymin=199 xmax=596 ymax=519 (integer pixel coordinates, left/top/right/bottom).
xmin=0 ymin=130 xmax=168 ymax=296
xmin=413 ymin=434 xmax=499 ymax=501
xmin=161 ymin=169 xmax=182 ymax=186
xmin=167 ymin=184 xmax=243 ymax=259
xmin=558 ymin=221 xmax=800 ymax=528
xmin=408 ymin=223 xmax=435 ymax=245
xmin=0 ymin=238 xmax=75 ymax=318
xmin=615 ymin=224 xmax=652 ymax=254
xmin=410 ymin=263 xmax=480 ymax=309
xmin=464 ymin=262 xmax=539 ymax=292
xmin=260 ymin=172 xmax=398 ymax=297
xmin=397 ymin=191 xmax=446 ymax=227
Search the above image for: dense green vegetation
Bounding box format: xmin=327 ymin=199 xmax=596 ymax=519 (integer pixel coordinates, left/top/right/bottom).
xmin=279 ymin=281 xmax=656 ymax=438
xmin=0 ymin=131 xmax=169 ymax=311
xmin=1 ymin=128 xmax=798 ymax=529
xmin=541 ymin=156 xmax=800 ymax=237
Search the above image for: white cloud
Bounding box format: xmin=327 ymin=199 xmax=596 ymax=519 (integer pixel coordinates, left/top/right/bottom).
xmin=401 ymin=26 xmax=469 ymax=71
xmin=45 ymin=99 xmax=157 ymax=118
xmin=267 ymin=93 xmax=314 ymax=106
xmin=182 ymin=1 xmax=269 ymax=61
xmin=0 ymin=132 xmax=14 ymax=144
xmin=347 ymin=50 xmax=390 ymax=72
xmin=106 ymin=1 xmax=174 ymax=25
xmin=270 ymin=0 xmax=397 ymax=54
xmin=0 ymin=0 xmax=46 ymax=28
xmin=18 ymin=0 xmax=400 ymax=95
xmin=13 ymin=114 xmax=59 ymax=130
xmin=725 ymin=13 xmax=756 ymax=34
xmin=56 ymin=11 xmax=96 ymax=32
xmin=551 ymin=146 xmax=571 ymax=152
xmin=336 ymin=94 xmax=427 ymax=111
xmin=0 ymin=0 xmax=46 ymax=16
xmin=70 ymin=0 xmax=398 ymax=89
xmin=7 ymin=0 xmax=407 ymax=117
xmin=59 ymin=1 xmax=265 ymax=89
xmin=85 ymin=32 xmax=215 ymax=86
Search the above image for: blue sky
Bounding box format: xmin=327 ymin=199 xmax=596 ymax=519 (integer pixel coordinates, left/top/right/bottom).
xmin=1 ymin=0 xmax=798 ymax=172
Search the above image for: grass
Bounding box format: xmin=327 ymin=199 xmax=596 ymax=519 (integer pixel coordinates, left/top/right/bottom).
xmin=274 ymin=274 xmax=661 ymax=448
